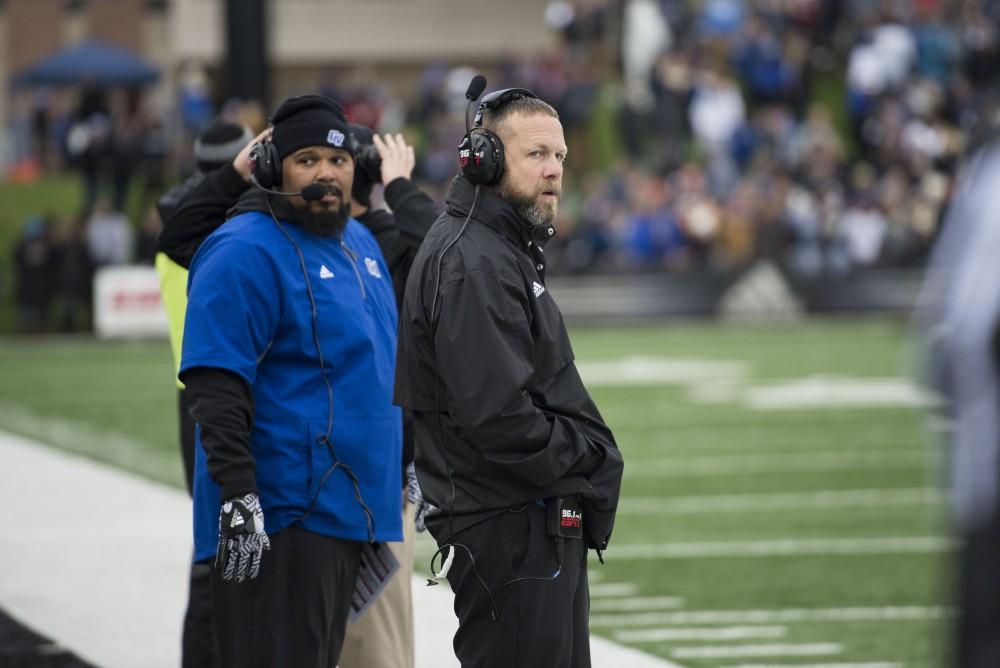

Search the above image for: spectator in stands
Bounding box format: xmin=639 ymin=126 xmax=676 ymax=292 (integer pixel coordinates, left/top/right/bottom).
xmin=13 ymin=216 xmax=54 ymax=333
xmin=84 ymin=199 xmax=133 ymax=267
xmin=133 ymin=207 xmax=161 ymax=265
xmin=67 ymin=84 xmax=113 ymax=215
xmin=50 ymin=214 xmax=93 ymax=333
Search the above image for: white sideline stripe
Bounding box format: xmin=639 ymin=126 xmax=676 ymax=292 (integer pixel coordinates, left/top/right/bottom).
xmin=720 ymin=663 xmax=901 ymax=668
xmin=0 ymin=429 xmax=681 ymax=668
xmin=591 ymin=582 xmax=640 ymax=597
xmin=592 ymin=596 xmax=685 ymax=612
xmin=620 ymin=488 xmax=945 ymax=514
xmin=624 ymin=450 xmax=929 ymax=478
xmin=615 ymin=626 xmax=787 ymax=642
xmin=607 ymin=536 xmax=953 ymax=560
xmin=672 ymin=643 xmax=842 ymax=659
xmin=591 ymin=605 xmax=951 ymax=627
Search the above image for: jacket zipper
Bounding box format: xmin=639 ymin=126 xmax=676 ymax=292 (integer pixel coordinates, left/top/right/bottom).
xmin=340 ymin=241 xmax=367 ymax=300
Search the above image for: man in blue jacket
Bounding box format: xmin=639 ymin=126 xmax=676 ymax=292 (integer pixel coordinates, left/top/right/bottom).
xmin=180 ymin=94 xmax=402 ymax=668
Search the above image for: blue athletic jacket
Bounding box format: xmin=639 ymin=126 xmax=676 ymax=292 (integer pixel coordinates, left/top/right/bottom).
xmin=181 ymin=207 xmax=402 ymax=562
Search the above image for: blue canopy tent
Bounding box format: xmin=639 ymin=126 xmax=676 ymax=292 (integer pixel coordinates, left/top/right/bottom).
xmin=11 ymin=39 xmax=160 ymax=87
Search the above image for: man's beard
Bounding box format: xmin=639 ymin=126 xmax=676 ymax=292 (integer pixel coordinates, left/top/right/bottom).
xmin=293 ymin=200 xmax=350 ymax=237
xmin=497 ymin=178 xmax=559 ymax=227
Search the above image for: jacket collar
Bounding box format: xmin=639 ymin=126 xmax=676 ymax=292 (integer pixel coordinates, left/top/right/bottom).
xmin=228 ymin=186 xmax=300 ymax=223
xmin=444 ymin=176 xmax=555 ymax=249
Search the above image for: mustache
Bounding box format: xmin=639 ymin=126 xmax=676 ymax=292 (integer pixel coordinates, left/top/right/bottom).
xmin=318 ymin=183 xmax=343 ymax=198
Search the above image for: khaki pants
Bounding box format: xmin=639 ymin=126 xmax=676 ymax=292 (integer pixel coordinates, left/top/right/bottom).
xmin=338 ymin=501 xmax=416 ymax=668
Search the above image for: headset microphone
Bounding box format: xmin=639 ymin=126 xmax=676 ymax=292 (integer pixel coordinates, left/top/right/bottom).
xmin=251 ymin=175 xmax=332 ymax=202
xmin=465 ymin=74 xmax=487 ymax=133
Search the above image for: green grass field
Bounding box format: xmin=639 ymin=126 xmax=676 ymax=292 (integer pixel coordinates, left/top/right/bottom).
xmin=0 ymin=319 xmax=952 ymax=667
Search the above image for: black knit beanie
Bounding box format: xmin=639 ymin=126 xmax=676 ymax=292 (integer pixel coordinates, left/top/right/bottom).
xmin=271 ymin=94 xmax=354 ymax=161
xmin=195 ymin=121 xmax=253 ymax=173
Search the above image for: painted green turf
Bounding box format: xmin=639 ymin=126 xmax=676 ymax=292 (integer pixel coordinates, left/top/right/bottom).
xmin=0 ymin=319 xmax=950 ymax=667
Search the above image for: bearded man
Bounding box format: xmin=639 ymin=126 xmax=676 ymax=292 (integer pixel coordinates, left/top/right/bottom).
xmin=180 ymin=94 xmax=402 ymax=668
xmin=394 ymin=87 xmax=624 ymax=668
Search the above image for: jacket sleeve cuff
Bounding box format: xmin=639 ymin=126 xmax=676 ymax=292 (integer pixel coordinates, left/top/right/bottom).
xmin=219 ymin=466 xmax=258 ymax=501
xmin=218 ymin=163 xmax=250 ymax=196
xmin=383 ymin=177 xmax=418 ymax=206
xmin=570 ymin=440 xmax=606 ymax=477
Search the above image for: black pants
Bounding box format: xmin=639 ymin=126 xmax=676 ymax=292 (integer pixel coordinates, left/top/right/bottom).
xmin=182 ymin=561 xmax=218 ymax=668
xmin=431 ymin=505 xmax=591 ymax=668
xmin=178 ymin=390 xmax=218 ymax=666
xmin=210 ymin=525 xmax=362 ymax=668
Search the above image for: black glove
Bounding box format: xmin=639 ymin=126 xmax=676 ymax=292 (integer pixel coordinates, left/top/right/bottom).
xmin=216 ymin=492 xmax=270 ymax=582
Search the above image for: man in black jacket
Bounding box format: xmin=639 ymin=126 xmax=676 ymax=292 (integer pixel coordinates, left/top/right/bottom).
xmin=394 ymin=88 xmax=624 ymax=667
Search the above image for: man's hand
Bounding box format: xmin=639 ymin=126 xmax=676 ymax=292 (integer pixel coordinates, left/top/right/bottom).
xmin=216 ymin=492 xmax=270 ymax=582
xmin=233 ymin=128 xmax=272 ymax=182
xmin=406 ymin=462 xmax=435 ymax=532
xmin=373 ymin=133 xmax=416 ymax=185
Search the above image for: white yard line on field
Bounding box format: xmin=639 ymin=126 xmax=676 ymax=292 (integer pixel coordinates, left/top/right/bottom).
xmin=671 ymin=643 xmax=842 ymax=659
xmin=590 ymin=582 xmax=640 ymax=597
xmin=744 ymin=376 xmax=938 ymax=410
xmin=576 ymin=356 xmax=937 ymax=410
xmin=592 ymin=596 xmax=686 ymax=612
xmin=606 ymin=536 xmax=953 ymax=560
xmin=615 ymin=626 xmax=788 ymax=642
xmin=576 ymin=357 xmax=749 ymax=387
xmin=0 ymin=429 xmax=680 ymax=668
xmin=619 ymin=488 xmax=944 ymax=514
xmin=623 ymin=450 xmax=930 ymax=478
xmin=590 ymin=605 xmax=951 ymax=628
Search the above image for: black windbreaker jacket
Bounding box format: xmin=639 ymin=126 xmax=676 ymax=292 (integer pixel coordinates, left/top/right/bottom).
xmin=394 ymin=176 xmax=624 ymax=552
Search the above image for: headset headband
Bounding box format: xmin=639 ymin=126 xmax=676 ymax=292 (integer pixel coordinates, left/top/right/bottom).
xmin=472 ymin=88 xmax=538 ymax=128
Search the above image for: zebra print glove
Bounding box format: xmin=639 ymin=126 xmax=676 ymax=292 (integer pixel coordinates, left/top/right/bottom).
xmin=406 ymin=462 xmax=435 ymax=533
xmin=216 ymin=492 xmax=271 ymax=582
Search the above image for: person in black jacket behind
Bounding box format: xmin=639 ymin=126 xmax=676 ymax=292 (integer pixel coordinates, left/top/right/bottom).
xmin=394 ymin=86 xmax=624 ymax=668
xmin=340 ymin=125 xmax=437 ymax=668
xmin=155 ymin=119 xmax=255 ymax=668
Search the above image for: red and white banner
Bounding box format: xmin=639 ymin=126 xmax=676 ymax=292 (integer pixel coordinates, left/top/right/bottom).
xmin=94 ymin=266 xmax=169 ymax=339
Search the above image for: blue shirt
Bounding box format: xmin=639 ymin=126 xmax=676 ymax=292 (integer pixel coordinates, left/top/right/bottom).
xmin=181 ymin=211 xmax=402 ymax=561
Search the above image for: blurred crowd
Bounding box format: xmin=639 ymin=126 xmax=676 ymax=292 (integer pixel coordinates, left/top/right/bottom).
xmin=7 ymin=0 xmax=1000 ymax=331
xmin=496 ymin=0 xmax=997 ymax=276
xmin=294 ymin=0 xmax=1000 ymax=277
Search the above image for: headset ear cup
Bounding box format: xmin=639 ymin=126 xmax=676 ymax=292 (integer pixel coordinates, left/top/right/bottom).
xmin=250 ymin=141 xmax=282 ymax=188
xmin=458 ymin=133 xmax=475 ymax=183
xmin=460 ymin=128 xmax=504 ymax=186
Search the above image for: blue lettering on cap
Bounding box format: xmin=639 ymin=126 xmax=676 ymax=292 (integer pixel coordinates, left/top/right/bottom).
xmin=327 ymin=129 xmax=345 ymax=147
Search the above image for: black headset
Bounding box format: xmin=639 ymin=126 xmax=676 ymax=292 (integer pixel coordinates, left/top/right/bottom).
xmin=348 ymin=126 xmax=383 ymax=185
xmin=458 ymin=87 xmax=539 ymax=186
xmin=248 ymin=139 xmax=283 ymax=189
